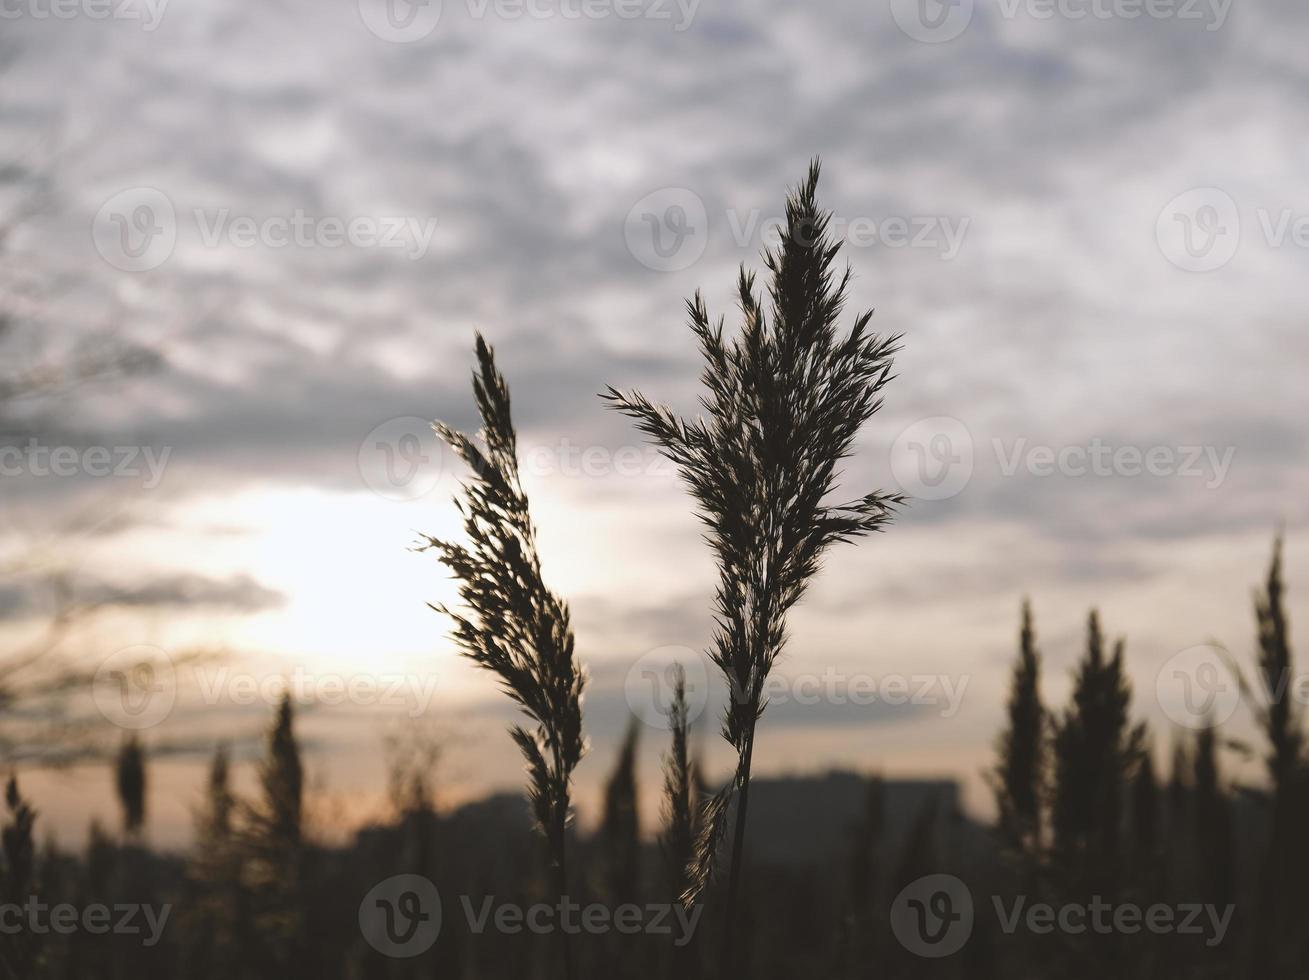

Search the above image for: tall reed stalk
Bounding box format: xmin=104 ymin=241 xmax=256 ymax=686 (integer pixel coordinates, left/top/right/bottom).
xmin=421 ymin=334 xmax=586 ymax=980
xmin=659 ymin=663 xmax=697 ymax=905
xmin=660 ymin=665 xmax=700 ymax=978
xmin=605 ymin=161 xmax=903 ymax=973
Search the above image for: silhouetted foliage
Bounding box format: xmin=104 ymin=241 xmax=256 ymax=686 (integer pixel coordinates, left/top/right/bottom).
xmin=1255 ymin=536 xmax=1301 ymax=790
xmin=183 ymin=744 xmax=246 ymax=979
xmin=242 ymin=694 xmax=307 ymax=978
xmin=1192 ymin=724 xmax=1236 ymax=911
xmin=601 ymin=719 xmax=641 ymax=905
xmin=1130 ymin=739 xmax=1159 ymax=865
xmin=605 ymin=160 xmax=903 ymax=971
xmin=115 ymin=736 xmax=147 ymax=839
xmin=659 ymin=664 xmax=698 ymax=906
xmin=840 ymin=775 xmax=883 ymax=977
xmin=993 ymin=598 xmax=1045 ymax=856
xmin=202 ymin=744 xmax=235 ymax=842
xmin=1246 ymin=536 xmax=1309 ymax=978
xmin=1051 ymin=611 xmax=1144 ymax=882
xmin=0 ymin=775 xmax=37 ymax=977
xmin=421 ymin=334 xmax=588 ymax=979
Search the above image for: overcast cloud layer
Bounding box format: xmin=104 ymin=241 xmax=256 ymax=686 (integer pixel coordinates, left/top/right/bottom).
xmin=2 ymin=0 xmax=1307 ymax=843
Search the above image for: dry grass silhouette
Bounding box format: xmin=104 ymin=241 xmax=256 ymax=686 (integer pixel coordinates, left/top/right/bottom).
xmin=605 ymin=160 xmax=903 ymax=966
xmin=420 ymin=334 xmax=588 ymax=978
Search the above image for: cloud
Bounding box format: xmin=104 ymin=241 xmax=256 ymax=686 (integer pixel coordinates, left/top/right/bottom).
xmin=0 ymin=571 xmax=285 ymax=618
xmin=5 ymin=1 xmax=1304 ymax=550
xmin=2 ymin=0 xmax=1305 ymax=828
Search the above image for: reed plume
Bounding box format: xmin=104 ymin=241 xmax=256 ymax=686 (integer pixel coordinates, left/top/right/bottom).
xmin=1245 ymin=535 xmax=1308 ymax=977
xmin=605 ymin=161 xmax=903 ymax=959
xmin=420 ymin=334 xmax=586 ymax=976
xmin=659 ymin=663 xmax=697 ymax=904
xmin=1255 ymin=535 xmax=1300 ymax=791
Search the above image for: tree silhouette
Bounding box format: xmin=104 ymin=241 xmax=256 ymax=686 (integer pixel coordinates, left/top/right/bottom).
xmin=1051 ymin=611 xmax=1144 ymax=883
xmin=115 ymin=735 xmax=147 ymax=840
xmin=601 ymin=718 xmax=641 ymax=906
xmin=993 ymin=598 xmax=1045 ymax=856
xmin=203 ymin=743 xmax=235 ymax=842
xmin=185 ymin=744 xmax=247 ymax=979
xmin=0 ymin=776 xmax=37 ymax=978
xmin=260 ymin=695 xmax=303 ymax=846
xmin=1192 ymin=724 xmax=1235 ymax=912
xmin=1130 ymin=738 xmax=1159 ymax=866
xmin=242 ymin=694 xmax=306 ymax=978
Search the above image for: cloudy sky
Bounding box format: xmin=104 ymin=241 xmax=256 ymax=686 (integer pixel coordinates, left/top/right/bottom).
xmin=2 ymin=0 xmax=1307 ymax=846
